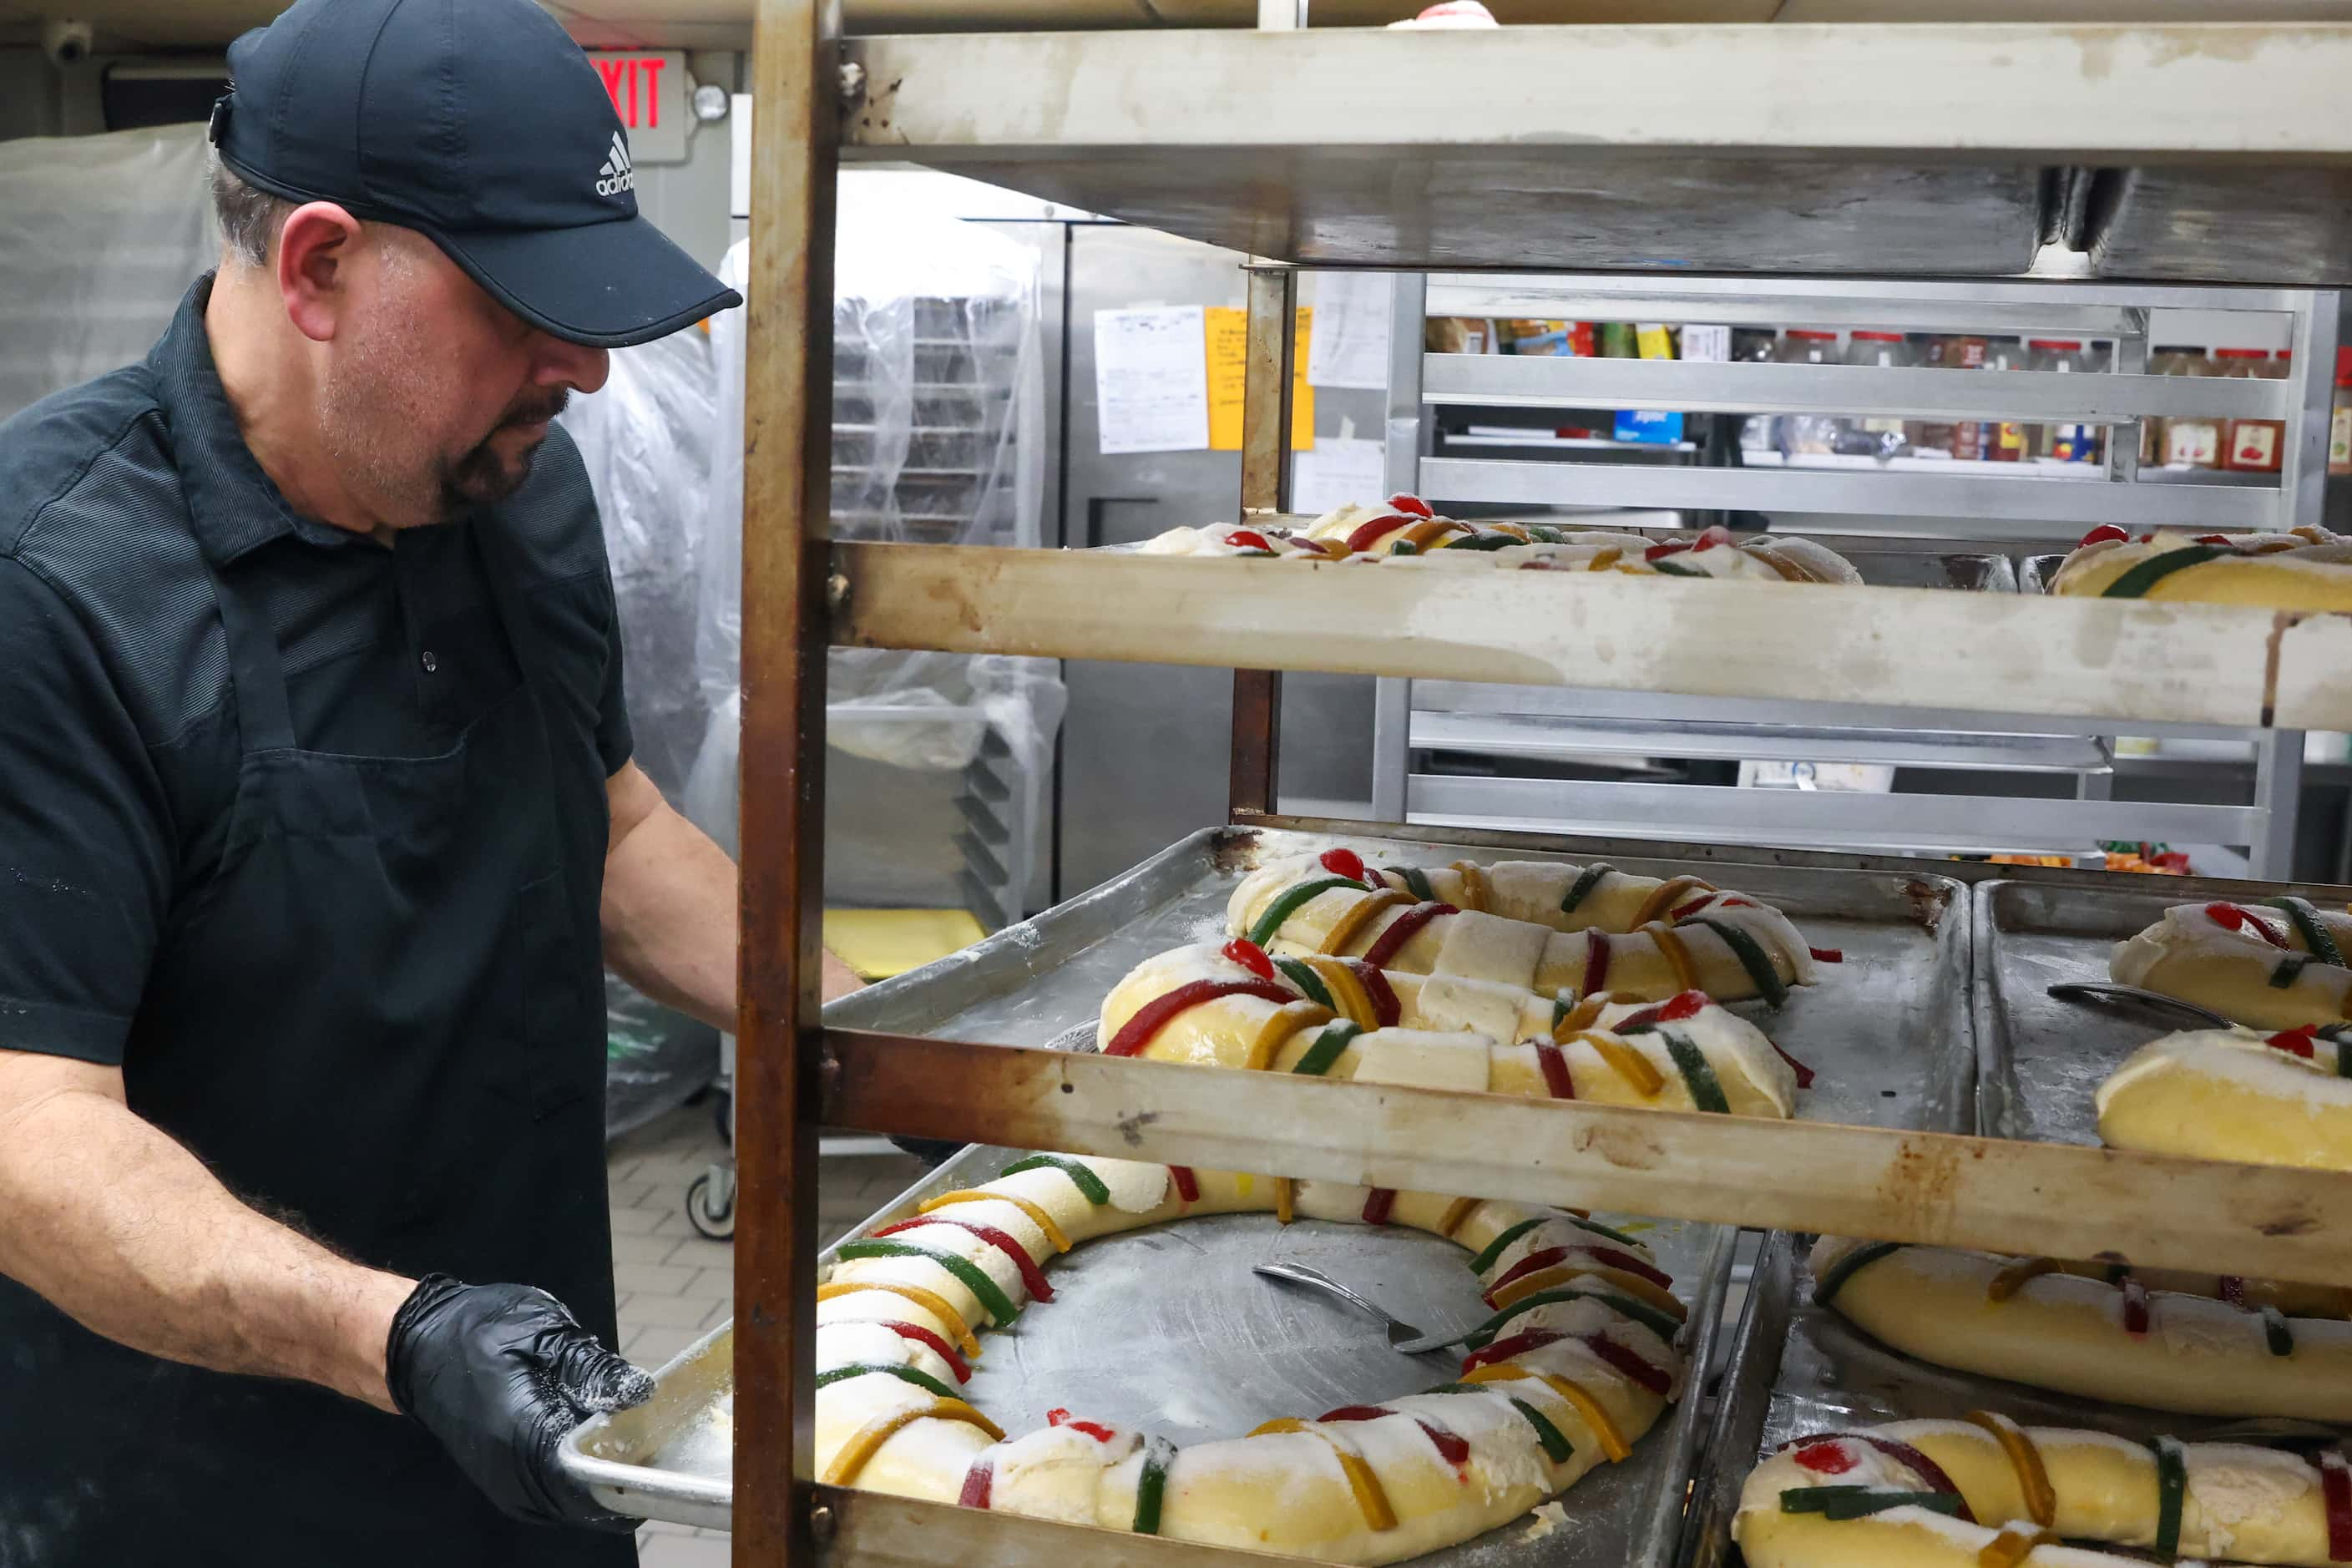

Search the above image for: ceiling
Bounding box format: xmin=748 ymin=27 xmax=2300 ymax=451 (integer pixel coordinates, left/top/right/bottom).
xmin=8 ymin=0 xmax=2352 ymax=48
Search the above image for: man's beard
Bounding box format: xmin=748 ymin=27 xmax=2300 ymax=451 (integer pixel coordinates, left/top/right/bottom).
xmin=431 ymin=388 xmax=570 ymax=523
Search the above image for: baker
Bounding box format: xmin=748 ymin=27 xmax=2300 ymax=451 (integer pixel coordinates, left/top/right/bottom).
xmin=0 ymin=0 xmax=856 ymax=1560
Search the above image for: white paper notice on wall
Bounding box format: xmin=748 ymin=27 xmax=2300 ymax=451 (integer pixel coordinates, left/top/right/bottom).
xmin=1291 ymin=437 xmax=1387 ymax=518
xmin=1680 ymin=324 xmax=1732 ymax=363
xmin=1095 ymin=306 xmax=1210 ymax=454
xmin=1307 ymin=272 xmax=1393 ymax=390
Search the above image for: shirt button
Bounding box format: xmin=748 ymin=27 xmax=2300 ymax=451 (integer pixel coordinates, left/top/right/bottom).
xmin=420 ymin=651 xmax=439 ymax=675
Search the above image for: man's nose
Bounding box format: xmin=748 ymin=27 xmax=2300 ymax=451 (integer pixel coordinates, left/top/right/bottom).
xmin=534 ymin=336 xmax=610 ymax=396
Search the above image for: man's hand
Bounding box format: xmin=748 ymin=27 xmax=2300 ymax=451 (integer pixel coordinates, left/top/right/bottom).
xmin=387 ymin=1275 xmax=653 ymax=1530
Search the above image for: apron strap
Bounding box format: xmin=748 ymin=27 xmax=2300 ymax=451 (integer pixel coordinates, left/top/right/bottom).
xmin=210 ymin=573 xmax=299 ymax=755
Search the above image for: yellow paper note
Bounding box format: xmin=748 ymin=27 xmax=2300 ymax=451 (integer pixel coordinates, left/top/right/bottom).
xmin=1206 ymin=306 xmax=1315 ymax=452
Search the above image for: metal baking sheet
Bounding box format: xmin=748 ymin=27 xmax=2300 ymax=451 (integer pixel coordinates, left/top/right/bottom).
xmin=824 ymin=824 xmax=1975 ymax=1136
xmin=567 ymin=1137 xmax=1737 ymax=1566
xmin=1676 ymin=1230 xmax=2320 ymax=1568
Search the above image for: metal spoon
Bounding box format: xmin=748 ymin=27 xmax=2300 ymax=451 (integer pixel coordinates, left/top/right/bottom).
xmin=2044 ymin=982 xmax=2232 ymax=1029
xmin=1252 ymin=1263 xmax=1457 ymax=1357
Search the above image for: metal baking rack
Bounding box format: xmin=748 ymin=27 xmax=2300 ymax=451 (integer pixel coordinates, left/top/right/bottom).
xmin=731 ymin=5 xmax=2352 ymax=1563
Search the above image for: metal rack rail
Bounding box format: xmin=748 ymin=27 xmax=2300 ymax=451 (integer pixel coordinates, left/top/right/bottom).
xmin=734 ymin=8 xmax=2352 ymax=1565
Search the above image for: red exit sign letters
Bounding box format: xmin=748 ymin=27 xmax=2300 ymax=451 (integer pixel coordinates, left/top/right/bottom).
xmin=585 ymin=51 xmax=689 ymax=164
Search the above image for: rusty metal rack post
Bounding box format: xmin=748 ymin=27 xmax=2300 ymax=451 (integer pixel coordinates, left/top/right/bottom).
xmin=733 ymin=7 xmax=2352 ymax=1565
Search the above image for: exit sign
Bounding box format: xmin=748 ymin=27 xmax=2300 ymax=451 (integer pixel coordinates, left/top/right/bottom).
xmin=586 ymin=50 xmax=689 ymax=164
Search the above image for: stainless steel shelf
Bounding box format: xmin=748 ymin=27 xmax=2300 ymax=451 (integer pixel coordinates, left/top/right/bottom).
xmin=1409 ymin=711 xmax=2113 ymax=774
xmin=1407 ymin=775 xmax=2263 ymax=856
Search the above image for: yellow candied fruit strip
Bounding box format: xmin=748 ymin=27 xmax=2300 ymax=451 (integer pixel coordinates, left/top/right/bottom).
xmin=1485 ymin=523 xmax=1534 ymax=544
xmin=822 ymin=1397 xmax=1004 ymax=1486
xmin=1247 ymin=1419 xmax=1400 ymax=1530
xmin=1249 ymin=1000 xmax=1336 ymax=1071
xmin=1977 ymin=1525 xmax=2059 ymax=1568
xmin=1493 ymin=1264 xmax=1687 ymax=1323
xmin=1645 ymin=922 xmax=1700 ymax=995
xmin=817 ymin=1281 xmax=983 ymax=1358
xmin=1551 ymin=994 xmax=1609 ymax=1040
xmin=1274 ymin=1176 xmax=1296 ymax=1224
xmin=1449 ymin=861 xmax=1491 ymax=914
xmin=1460 ymin=1364 xmax=1630 ymax=1462
xmin=1439 ymin=1197 xmax=1484 ymax=1238
xmin=1574 ymin=1029 xmax=1665 ymax=1097
xmin=1965 ymin=1410 xmax=2056 ymax=1528
xmin=1393 ymin=518 xmax=1464 ymax=553
xmin=1306 ymin=955 xmax=1378 ymax=1031
xmin=1986 ymin=1257 xmax=2060 ymax=1303
xmin=1631 ymin=875 xmax=1716 ymax=931
xmin=1586 ymin=546 xmax=1623 ymax=572
xmin=919 ymin=1190 xmax=1071 ymax=1255
xmin=1319 ymin=889 xmax=1414 ymax=956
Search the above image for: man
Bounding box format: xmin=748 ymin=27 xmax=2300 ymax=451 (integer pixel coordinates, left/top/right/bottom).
xmin=0 ymin=1 xmax=854 ymax=1561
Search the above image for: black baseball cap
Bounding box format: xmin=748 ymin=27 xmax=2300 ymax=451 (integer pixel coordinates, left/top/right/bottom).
xmin=210 ymin=0 xmax=740 ymax=349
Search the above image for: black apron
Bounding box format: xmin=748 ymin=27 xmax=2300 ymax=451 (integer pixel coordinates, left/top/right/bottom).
xmin=0 ymin=515 xmax=632 ymax=1568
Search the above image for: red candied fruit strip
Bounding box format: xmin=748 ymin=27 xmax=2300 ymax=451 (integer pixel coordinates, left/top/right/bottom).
xmin=2321 ymin=1454 xmax=2352 ymax=1562
xmin=1353 ymin=962 xmax=1404 ymax=1028
xmin=1319 ymin=1406 xmax=1474 ymax=1472
xmin=1459 ymin=1328 xmax=1565 ymax=1374
xmin=1344 ymin=513 xmax=1415 ymax=554
xmin=1692 ymin=525 xmax=1732 ymax=551
xmin=1389 ymin=493 xmax=1435 ymax=518
xmin=2267 ymin=1026 xmax=2319 ymax=1059
xmin=1534 ymin=1040 xmax=1577 ymax=1100
xmin=1490 ymin=1242 xmax=1672 ymax=1294
xmin=1583 ymin=1333 xmax=1672 ymax=1395
xmin=1643 ymin=540 xmax=1692 ymax=561
xmin=1809 ymin=947 xmax=1844 ymax=964
xmin=2193 ymin=534 xmax=2232 ymax=545
xmin=2080 ymin=524 xmax=2130 ymax=547
xmin=2219 ymin=1275 xmax=2248 ymax=1308
xmin=1106 ymin=978 xmax=1297 ymax=1057
xmin=1363 ymin=1188 xmax=1397 ymax=1226
xmin=1769 ymin=1039 xmax=1818 ymax=1090
xmin=2122 ymin=1277 xmax=2152 ymax=1336
xmin=1221 ymin=938 xmax=1277 ymax=980
xmin=1670 ymin=893 xmax=1717 ymax=920
xmin=873 ymin=1216 xmax=1055 ymax=1304
xmin=1319 ymin=847 xmax=1372 ymax=885
xmin=1611 ymin=990 xmax=1708 ymax=1034
xmin=886 ymin=1322 xmax=971 ymax=1382
xmin=1168 ymin=1165 xmax=1201 ymax=1202
xmin=2207 ymin=902 xmax=2291 ymax=949
xmin=1361 ymin=903 xmax=1459 ymax=971
xmin=958 ymin=1459 xmax=994 ymax=1509
xmin=1581 ymin=931 xmax=1612 ymax=998
xmin=1784 ymin=1434 xmax=1974 ymax=1520
xmin=1224 ymin=529 xmax=1276 ymax=553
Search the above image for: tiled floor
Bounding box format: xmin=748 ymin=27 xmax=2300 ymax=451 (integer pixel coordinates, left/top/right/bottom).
xmin=605 ymin=1100 xmax=928 ymax=1564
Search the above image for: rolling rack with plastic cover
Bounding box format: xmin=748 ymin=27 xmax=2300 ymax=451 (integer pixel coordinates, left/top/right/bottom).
xmin=730 ymin=5 xmax=2352 ymax=1565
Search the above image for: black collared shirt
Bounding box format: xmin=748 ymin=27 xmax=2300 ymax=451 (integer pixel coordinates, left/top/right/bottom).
xmin=0 ymin=276 xmax=630 ymax=1066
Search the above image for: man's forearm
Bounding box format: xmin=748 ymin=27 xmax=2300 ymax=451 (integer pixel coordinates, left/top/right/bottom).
xmin=603 ymin=781 xmax=862 ymax=1032
xmin=0 ymin=1062 xmax=412 ymax=1410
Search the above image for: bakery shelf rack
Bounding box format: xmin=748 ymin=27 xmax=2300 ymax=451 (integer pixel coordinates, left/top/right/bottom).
xmin=1373 ymin=276 xmax=2342 ymax=872
xmin=734 ymin=7 xmax=2352 ymax=1565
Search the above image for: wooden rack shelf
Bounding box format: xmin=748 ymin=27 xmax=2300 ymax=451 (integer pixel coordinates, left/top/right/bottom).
xmin=733 ymin=4 xmax=2352 ymax=1563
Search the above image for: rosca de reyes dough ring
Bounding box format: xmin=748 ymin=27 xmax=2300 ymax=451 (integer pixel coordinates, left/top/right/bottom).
xmin=1139 ymin=503 xmax=1860 ymax=582
xmin=819 ymin=1151 xmax=1691 ymax=1565
xmin=1807 ymin=1236 xmax=2352 ymax=1420
xmin=1098 ymin=942 xmax=1806 ymax=1120
xmin=2053 ymin=523 xmax=2352 ymax=608
xmin=2112 ymin=899 xmax=2352 ymax=1031
xmin=1226 ymin=849 xmax=1825 ymax=1007
xmin=1737 ymin=1416 xmax=2352 ymax=1567
xmin=2097 ymin=1025 xmax=2352 ymax=1172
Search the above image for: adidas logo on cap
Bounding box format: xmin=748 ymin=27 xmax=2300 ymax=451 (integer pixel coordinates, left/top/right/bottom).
xmin=595 ymin=130 xmax=635 ymax=197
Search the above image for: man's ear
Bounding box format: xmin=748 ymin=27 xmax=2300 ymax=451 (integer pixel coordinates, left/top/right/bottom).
xmin=276 ymin=201 xmax=364 ymax=344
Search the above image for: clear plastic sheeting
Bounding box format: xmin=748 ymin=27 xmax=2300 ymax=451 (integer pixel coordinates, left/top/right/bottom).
xmin=559 ymin=329 xmax=728 ymax=1136
xmin=686 ymin=190 xmax=1063 ymax=925
xmin=0 ymin=124 xmax=213 ymax=420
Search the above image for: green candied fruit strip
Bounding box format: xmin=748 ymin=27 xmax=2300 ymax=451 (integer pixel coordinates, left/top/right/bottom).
xmin=834 ymin=1240 xmax=1021 ymax=1328
xmin=2272 ymin=953 xmax=2309 ymax=989
xmin=2100 ymin=544 xmax=2228 ymax=599
xmin=1248 ymin=876 xmax=1367 ymax=949
xmin=2265 ymin=897 xmax=2348 ymax=969
xmin=1664 ymin=1030 xmax=1732 ymax=1115
xmin=1560 ymin=863 xmax=1615 ymax=915
xmin=1397 ymin=865 xmax=1437 ymax=903
xmin=814 ymin=1363 xmax=961 ymax=1400
xmin=2150 ymin=1436 xmax=2187 ymax=1558
xmin=1131 ymin=1436 xmax=1177 ymax=1535
xmin=1683 ymin=915 xmax=1789 ymax=1008
xmin=999 ymin=1154 xmax=1112 ymax=1206
xmin=1461 ymin=1287 xmax=1683 ymax=1349
xmin=1650 ymin=560 xmax=1707 ymax=579
xmin=1467 ymin=1216 xmax=1548 ymax=1277
xmin=1291 ymin=1019 xmax=1362 ymax=1078
xmin=2261 ymin=1306 xmax=2295 ymax=1358
xmin=1273 ymin=957 xmax=1334 ymax=1010
xmin=1813 ymin=1242 xmax=1905 ymax=1308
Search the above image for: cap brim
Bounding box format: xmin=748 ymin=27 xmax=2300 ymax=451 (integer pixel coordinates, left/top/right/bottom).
xmin=426 ymin=213 xmax=741 ymax=350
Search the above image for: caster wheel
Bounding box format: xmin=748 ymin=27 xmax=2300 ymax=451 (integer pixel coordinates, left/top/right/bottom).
xmin=686 ymin=1168 xmax=736 ymax=1241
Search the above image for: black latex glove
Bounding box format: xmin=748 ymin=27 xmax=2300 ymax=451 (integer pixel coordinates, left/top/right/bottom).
xmin=386 ymin=1274 xmax=655 ymax=1531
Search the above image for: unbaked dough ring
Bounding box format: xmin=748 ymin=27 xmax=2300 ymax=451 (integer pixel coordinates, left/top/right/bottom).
xmin=1098 ymin=943 xmax=1801 ymax=1120
xmin=1737 ymin=1415 xmax=2352 ymax=1566
xmin=2112 ymin=899 xmax=2352 ymax=1031
xmin=1808 ymin=1237 xmax=2352 ymax=1420
xmin=1227 ymin=852 xmax=1819 ymax=1006
xmin=818 ymin=1152 xmax=1687 ymax=1565
xmin=2052 ymin=524 xmax=2352 ymax=609
xmin=2097 ymin=1026 xmax=2352 ymax=1173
